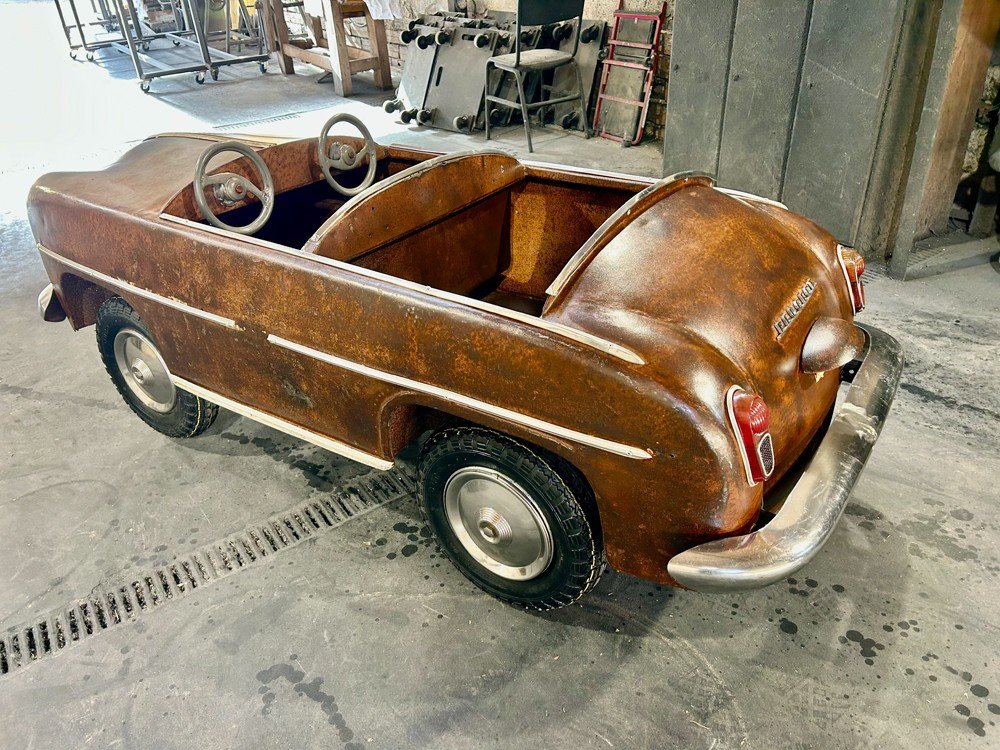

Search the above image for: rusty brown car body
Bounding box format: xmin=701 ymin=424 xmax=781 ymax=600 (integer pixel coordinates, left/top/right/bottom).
xmin=28 ymin=121 xmax=902 ymax=607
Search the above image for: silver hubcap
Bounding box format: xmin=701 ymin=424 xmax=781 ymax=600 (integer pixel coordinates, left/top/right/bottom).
xmin=444 ymin=467 xmax=553 ymax=581
xmin=113 ymin=329 xmax=176 ymax=413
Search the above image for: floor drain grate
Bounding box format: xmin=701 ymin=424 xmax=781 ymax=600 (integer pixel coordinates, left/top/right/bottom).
xmin=0 ymin=467 xmax=415 ymax=679
xmin=213 ymin=105 xmax=332 ymax=132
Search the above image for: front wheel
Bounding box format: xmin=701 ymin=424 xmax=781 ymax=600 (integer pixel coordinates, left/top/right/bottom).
xmin=418 ymin=428 xmax=605 ymax=610
xmin=96 ymin=297 xmax=218 ymax=438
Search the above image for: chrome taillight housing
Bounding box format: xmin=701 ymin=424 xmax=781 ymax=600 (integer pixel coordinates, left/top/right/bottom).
xmin=837 ymin=244 xmax=866 ymax=313
xmin=726 ymin=385 xmax=775 ymax=486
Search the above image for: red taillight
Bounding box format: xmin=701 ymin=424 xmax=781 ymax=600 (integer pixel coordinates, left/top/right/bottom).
xmin=847 ymin=255 xmax=865 ymax=281
xmin=837 ymin=245 xmax=866 ymax=313
xmin=726 ymin=386 xmax=776 ymax=486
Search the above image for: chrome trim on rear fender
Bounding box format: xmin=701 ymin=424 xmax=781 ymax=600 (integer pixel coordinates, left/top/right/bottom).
xmin=545 ymin=171 xmax=715 ymax=300
xmin=667 ymin=324 xmax=903 ymax=592
xmin=267 ymin=333 xmax=654 ymax=461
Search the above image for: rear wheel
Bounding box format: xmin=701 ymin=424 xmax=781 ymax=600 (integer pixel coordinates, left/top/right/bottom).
xmin=96 ymin=297 xmax=217 ymax=438
xmin=418 ymin=427 xmax=605 ymax=610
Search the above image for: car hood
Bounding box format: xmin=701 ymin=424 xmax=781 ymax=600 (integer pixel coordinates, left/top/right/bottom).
xmin=27 ymin=133 xmax=292 ymax=219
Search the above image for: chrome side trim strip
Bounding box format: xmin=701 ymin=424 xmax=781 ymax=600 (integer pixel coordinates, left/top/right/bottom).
xmin=716 ymin=187 xmax=788 ymax=210
xmin=159 ymin=214 xmax=645 ymax=366
xmin=171 ymin=375 xmax=394 ymax=470
xmin=267 ymin=334 xmax=653 ymax=461
xmin=36 ymin=243 xmax=239 ymax=330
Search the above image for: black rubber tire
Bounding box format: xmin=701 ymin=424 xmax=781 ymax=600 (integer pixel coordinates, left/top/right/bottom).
xmin=96 ymin=297 xmax=218 ymax=438
xmin=418 ymin=427 xmax=605 ymax=611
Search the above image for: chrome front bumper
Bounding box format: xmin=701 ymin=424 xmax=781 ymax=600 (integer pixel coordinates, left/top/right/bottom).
xmin=38 ymin=283 xmax=66 ymax=322
xmin=667 ymin=323 xmax=903 ymax=593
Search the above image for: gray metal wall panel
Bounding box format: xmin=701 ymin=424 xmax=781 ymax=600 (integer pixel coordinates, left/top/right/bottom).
xmin=781 ymin=0 xmax=901 ymax=240
xmin=662 ymin=0 xmax=738 ymax=176
xmin=717 ymin=0 xmax=812 ymax=197
xmin=663 ymin=0 xmax=906 ymax=246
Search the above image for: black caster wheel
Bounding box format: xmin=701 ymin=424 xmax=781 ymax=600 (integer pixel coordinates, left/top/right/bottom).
xmin=581 ymin=24 xmax=600 ymax=44
xmin=400 ymin=108 xmax=416 ymax=124
xmin=172 ymin=39 xmax=181 ymax=46
xmin=416 ymin=33 xmax=435 ymax=49
xmin=400 ymin=28 xmax=417 ymax=44
xmin=69 ymin=50 xmax=78 ymax=59
xmin=195 ymin=71 xmax=206 ymax=85
xmin=474 ymin=32 xmax=490 ymax=49
xmin=434 ymin=30 xmax=452 ymax=45
xmin=258 ymin=62 xmax=267 ymax=73
xmin=561 ymin=112 xmax=579 ymax=130
xmin=140 ymin=80 xmax=151 ymax=93
xmin=140 ymin=41 xmax=150 ymax=51
xmin=210 ymin=67 xmax=219 ymax=81
xmin=383 ymin=98 xmax=401 ymax=114
xmin=453 ymin=114 xmax=475 ymax=133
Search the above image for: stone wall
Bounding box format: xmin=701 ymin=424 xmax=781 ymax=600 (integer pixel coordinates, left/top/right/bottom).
xmin=963 ymin=63 xmax=1000 ymax=175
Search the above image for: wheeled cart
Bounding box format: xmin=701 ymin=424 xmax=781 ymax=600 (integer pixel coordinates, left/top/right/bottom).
xmin=53 ymin=0 xmax=271 ymax=91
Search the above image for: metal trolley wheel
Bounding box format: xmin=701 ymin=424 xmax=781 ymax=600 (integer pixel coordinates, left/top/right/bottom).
xmin=443 ymin=467 xmax=554 ymax=581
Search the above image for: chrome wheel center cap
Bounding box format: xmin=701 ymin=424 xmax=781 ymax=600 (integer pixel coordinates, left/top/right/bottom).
xmin=443 ymin=467 xmax=553 ymax=581
xmin=130 ymin=358 xmax=152 ymax=384
xmin=113 ymin=329 xmax=177 ymax=414
xmin=476 ymin=507 xmax=513 ymax=546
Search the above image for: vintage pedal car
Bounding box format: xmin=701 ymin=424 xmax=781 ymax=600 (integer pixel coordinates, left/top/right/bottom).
xmin=28 ymin=114 xmax=902 ymax=610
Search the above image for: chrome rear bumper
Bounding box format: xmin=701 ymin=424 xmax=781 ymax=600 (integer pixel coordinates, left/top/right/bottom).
xmin=667 ymin=323 xmax=903 ymax=592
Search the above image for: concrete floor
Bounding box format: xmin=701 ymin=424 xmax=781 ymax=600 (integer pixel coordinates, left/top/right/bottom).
xmin=2 ymin=1 xmax=1000 ymax=747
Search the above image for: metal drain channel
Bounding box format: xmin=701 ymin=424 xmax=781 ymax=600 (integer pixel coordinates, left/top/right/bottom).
xmin=0 ymin=468 xmax=415 ymax=679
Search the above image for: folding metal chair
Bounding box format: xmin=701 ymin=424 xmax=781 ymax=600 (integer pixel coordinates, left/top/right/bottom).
xmin=484 ymin=0 xmax=590 ymax=153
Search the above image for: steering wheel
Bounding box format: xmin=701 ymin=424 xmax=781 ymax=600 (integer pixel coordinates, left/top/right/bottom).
xmin=317 ymin=113 xmax=378 ymax=197
xmin=193 ymin=141 xmax=275 ymax=235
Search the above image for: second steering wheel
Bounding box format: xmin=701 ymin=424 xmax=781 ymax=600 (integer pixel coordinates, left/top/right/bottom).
xmin=318 ymin=114 xmax=378 ymax=197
